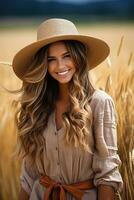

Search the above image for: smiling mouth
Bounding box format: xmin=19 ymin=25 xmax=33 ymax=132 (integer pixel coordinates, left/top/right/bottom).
xmin=56 ymin=69 xmax=71 ymax=75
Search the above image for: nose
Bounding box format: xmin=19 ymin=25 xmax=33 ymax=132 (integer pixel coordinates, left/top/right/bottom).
xmin=57 ymin=58 xmax=66 ymax=70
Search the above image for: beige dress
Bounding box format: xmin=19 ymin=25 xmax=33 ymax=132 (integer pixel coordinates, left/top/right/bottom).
xmin=20 ymin=89 xmax=123 ymax=199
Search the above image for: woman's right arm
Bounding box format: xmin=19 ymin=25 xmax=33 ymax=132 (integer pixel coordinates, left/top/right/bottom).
xmin=19 ymin=187 xmax=29 ymax=200
xmin=19 ymin=157 xmax=39 ymax=200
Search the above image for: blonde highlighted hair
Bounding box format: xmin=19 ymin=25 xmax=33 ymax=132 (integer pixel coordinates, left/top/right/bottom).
xmin=15 ymin=40 xmax=95 ymax=166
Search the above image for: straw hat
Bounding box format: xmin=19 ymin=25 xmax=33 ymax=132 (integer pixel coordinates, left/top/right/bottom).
xmin=12 ymin=18 xmax=110 ymax=81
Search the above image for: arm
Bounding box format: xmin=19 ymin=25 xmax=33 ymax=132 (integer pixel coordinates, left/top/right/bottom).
xmin=98 ymin=185 xmax=115 ymax=200
xmin=19 ymin=157 xmax=39 ymax=198
xmin=92 ymin=94 xmax=123 ymax=195
xmin=19 ymin=187 xmax=29 ymax=200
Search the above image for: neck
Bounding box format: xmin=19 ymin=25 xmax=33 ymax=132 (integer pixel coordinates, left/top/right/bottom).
xmin=58 ymin=83 xmax=69 ymax=104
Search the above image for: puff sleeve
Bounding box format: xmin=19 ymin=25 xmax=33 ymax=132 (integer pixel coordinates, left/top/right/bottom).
xmin=92 ymin=93 xmax=123 ymax=192
xmin=20 ymin=156 xmax=39 ymax=195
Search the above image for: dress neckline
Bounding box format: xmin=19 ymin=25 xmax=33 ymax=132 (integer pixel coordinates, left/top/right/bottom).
xmin=52 ymin=110 xmax=64 ymax=133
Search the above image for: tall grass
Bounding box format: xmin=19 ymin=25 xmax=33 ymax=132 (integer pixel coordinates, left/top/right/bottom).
xmin=93 ymin=36 xmax=134 ymax=200
xmin=0 ymin=31 xmax=133 ymax=200
xmin=96 ymin=66 xmax=134 ymax=200
xmin=0 ymin=71 xmax=21 ymax=200
xmin=0 ymin=97 xmax=20 ymax=199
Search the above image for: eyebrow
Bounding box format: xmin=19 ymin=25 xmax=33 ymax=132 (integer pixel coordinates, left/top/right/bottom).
xmin=47 ymin=51 xmax=70 ymax=59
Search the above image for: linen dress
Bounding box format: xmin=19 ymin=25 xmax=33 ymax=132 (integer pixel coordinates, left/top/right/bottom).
xmin=20 ymin=89 xmax=123 ymax=200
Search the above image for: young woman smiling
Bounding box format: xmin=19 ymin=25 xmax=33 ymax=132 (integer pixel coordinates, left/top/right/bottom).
xmin=12 ymin=18 xmax=123 ymax=200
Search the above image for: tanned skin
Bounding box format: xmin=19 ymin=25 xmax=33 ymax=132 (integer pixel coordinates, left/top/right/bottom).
xmin=98 ymin=185 xmax=115 ymax=200
xmin=19 ymin=188 xmax=29 ymax=200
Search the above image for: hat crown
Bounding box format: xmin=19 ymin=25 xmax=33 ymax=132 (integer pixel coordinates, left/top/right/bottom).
xmin=37 ymin=18 xmax=79 ymax=40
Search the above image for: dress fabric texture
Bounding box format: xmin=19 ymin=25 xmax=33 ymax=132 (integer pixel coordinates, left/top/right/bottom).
xmin=20 ymin=89 xmax=123 ymax=200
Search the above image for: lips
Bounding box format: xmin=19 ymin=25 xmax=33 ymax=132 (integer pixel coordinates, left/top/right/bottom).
xmin=56 ymin=69 xmax=70 ymax=75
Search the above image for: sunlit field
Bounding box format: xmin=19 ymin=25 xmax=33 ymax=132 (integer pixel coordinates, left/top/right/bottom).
xmin=0 ymin=22 xmax=134 ymax=200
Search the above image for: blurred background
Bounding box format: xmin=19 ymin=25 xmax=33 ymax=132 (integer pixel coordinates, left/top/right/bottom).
xmin=0 ymin=0 xmax=134 ymax=200
xmin=0 ymin=0 xmax=134 ymax=23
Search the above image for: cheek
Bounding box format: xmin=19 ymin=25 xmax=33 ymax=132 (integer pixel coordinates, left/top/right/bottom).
xmin=71 ymin=62 xmax=76 ymax=71
xmin=66 ymin=59 xmax=76 ymax=69
xmin=47 ymin=64 xmax=54 ymax=74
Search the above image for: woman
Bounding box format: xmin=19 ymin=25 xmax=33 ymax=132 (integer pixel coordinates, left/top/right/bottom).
xmin=12 ymin=18 xmax=123 ymax=200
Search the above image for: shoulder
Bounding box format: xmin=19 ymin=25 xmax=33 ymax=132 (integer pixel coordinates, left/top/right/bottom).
xmin=92 ymin=89 xmax=113 ymax=103
xmin=90 ymin=89 xmax=115 ymax=113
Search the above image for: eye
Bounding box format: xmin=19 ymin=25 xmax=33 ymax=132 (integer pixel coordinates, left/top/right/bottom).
xmin=64 ymin=54 xmax=71 ymax=58
xmin=47 ymin=58 xmax=55 ymax=62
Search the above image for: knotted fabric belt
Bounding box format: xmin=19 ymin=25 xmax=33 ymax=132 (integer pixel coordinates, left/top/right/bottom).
xmin=40 ymin=175 xmax=94 ymax=200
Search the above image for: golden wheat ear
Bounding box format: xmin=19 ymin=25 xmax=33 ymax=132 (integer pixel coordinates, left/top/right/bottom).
xmin=0 ymin=61 xmax=12 ymax=66
xmin=106 ymin=56 xmax=112 ymax=68
xmin=0 ymin=61 xmax=22 ymax=94
xmin=117 ymin=35 xmax=124 ymax=56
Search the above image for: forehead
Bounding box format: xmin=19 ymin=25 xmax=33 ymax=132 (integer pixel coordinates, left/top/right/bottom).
xmin=48 ymin=41 xmax=68 ymax=55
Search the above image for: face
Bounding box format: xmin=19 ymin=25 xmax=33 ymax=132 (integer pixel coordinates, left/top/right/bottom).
xmin=47 ymin=41 xmax=76 ymax=84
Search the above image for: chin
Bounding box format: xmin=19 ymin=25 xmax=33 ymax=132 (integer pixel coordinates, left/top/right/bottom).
xmin=58 ymin=80 xmax=70 ymax=84
xmin=57 ymin=77 xmax=72 ymax=84
xmin=57 ymin=76 xmax=73 ymax=84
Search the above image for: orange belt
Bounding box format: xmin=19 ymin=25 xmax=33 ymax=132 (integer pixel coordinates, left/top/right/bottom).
xmin=40 ymin=175 xmax=94 ymax=200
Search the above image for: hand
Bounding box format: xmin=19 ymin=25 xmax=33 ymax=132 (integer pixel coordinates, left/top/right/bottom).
xmin=19 ymin=188 xmax=29 ymax=200
xmin=98 ymin=185 xmax=115 ymax=200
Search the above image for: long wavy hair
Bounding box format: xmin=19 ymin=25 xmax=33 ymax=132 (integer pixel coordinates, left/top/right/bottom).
xmin=15 ymin=40 xmax=95 ymax=167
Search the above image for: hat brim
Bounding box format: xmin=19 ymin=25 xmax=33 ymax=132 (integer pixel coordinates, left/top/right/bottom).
xmin=12 ymin=34 xmax=110 ymax=80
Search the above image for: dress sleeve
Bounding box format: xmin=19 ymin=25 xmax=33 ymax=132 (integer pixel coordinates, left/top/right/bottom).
xmin=20 ymin=156 xmax=39 ymax=195
xmin=92 ymin=95 xmax=123 ymax=192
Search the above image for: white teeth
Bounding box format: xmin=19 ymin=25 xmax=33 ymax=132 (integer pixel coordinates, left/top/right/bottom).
xmin=57 ymin=70 xmax=69 ymax=75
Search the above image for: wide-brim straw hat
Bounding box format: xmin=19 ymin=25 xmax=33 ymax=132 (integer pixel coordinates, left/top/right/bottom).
xmin=12 ymin=18 xmax=110 ymax=81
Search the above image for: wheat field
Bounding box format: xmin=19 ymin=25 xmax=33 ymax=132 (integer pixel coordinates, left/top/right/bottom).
xmin=0 ymin=22 xmax=134 ymax=200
